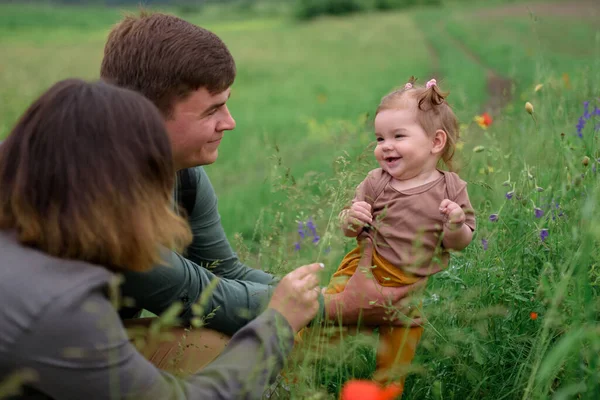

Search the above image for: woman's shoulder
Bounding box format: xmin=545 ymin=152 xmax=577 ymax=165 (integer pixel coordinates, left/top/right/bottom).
xmin=0 ymin=231 xmax=114 ymax=345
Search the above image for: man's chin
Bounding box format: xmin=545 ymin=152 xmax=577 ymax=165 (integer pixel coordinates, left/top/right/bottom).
xmin=198 ymin=150 xmax=219 ymax=166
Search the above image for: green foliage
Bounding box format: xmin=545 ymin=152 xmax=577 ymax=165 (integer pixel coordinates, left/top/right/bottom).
xmin=295 ymin=0 xmax=366 ymax=20
xmin=1 ymin=1 xmax=600 ymax=399
xmin=374 ymin=0 xmax=441 ymax=11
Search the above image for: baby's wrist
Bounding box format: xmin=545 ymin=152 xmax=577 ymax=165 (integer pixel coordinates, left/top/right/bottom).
xmin=444 ymin=219 xmax=465 ymax=232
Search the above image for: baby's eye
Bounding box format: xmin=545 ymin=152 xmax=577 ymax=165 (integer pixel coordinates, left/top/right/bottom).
xmin=376 ymin=137 xmax=384 ymax=142
xmin=395 ymin=134 xmax=405 ymax=139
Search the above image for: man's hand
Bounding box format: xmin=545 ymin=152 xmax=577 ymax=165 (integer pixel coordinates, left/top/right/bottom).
xmin=268 ymin=263 xmax=323 ymax=332
xmin=323 ymin=237 xmax=426 ymax=326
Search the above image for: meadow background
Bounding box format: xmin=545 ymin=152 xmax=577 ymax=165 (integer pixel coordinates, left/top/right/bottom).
xmin=1 ymin=0 xmax=600 ymax=398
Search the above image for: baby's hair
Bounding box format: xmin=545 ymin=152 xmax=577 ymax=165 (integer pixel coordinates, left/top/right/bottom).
xmin=376 ymin=76 xmax=460 ymax=171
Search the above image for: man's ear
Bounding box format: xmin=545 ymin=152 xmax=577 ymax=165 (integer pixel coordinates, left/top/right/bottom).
xmin=432 ymin=129 xmax=447 ymax=155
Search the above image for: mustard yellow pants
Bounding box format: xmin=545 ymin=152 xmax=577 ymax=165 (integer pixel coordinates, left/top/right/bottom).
xmin=300 ymin=246 xmax=424 ymax=393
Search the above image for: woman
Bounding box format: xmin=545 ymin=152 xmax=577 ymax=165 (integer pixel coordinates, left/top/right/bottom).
xmin=0 ymin=79 xmax=321 ymax=399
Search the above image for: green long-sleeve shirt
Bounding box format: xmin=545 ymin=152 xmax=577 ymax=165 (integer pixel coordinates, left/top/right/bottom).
xmin=119 ymin=167 xmax=278 ymax=336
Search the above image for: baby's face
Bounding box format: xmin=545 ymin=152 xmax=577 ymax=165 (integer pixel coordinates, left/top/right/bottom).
xmin=373 ymin=108 xmax=436 ymax=181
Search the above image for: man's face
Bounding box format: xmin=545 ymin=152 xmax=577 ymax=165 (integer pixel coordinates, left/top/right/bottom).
xmin=165 ymin=87 xmax=236 ymax=170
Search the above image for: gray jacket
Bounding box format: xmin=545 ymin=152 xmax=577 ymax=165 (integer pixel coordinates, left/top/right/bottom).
xmin=0 ymin=231 xmax=294 ymax=399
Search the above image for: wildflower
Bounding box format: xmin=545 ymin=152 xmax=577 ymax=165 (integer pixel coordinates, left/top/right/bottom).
xmin=306 ymin=217 xmax=318 ymax=237
xmin=474 ymin=112 xmax=493 ymax=129
xmin=294 ymin=242 xmax=301 ymax=251
xmin=341 ymin=380 xmax=402 ymax=400
xmin=489 ymin=214 xmax=499 ymax=222
xmin=525 ymin=102 xmax=534 ymax=114
xmin=577 ymin=116 xmax=586 ymax=138
xmin=481 ymin=238 xmax=488 ymax=250
xmin=534 ymin=84 xmax=543 ymax=92
xmin=583 ymin=101 xmax=590 ymax=118
xmin=582 ymin=156 xmax=590 ymax=167
xmin=297 ymin=221 xmax=305 ymax=239
xmin=534 ymin=208 xmax=544 ymax=218
xmin=576 ymin=101 xmax=598 ymax=138
xmin=312 ymin=235 xmax=320 ymax=244
xmin=540 ymin=229 xmax=549 ymax=242
xmin=530 ymin=312 xmax=538 ymax=320
xmin=505 ymin=191 xmax=514 ymax=200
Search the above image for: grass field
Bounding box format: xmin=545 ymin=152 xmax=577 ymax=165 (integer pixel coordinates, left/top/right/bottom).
xmin=1 ymin=1 xmax=600 ymax=399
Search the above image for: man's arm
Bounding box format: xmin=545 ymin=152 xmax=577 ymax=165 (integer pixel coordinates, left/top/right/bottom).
xmin=120 ymin=250 xmax=274 ymax=335
xmin=185 ymin=167 xmax=276 ymax=285
xmin=20 ymin=287 xmax=294 ymax=400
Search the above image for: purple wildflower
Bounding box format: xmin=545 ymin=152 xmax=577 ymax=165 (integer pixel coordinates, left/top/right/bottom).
xmin=540 ymin=229 xmax=549 ymax=242
xmin=481 ymin=238 xmax=488 ymax=250
xmin=324 ymin=246 xmax=331 ymax=254
xmin=583 ymin=101 xmax=591 ymax=119
xmin=489 ymin=214 xmax=499 ymax=222
xmin=534 ymin=208 xmax=544 ymax=218
xmin=576 ymin=101 xmax=599 ymax=137
xmin=312 ymin=235 xmax=320 ymax=244
xmin=577 ymin=116 xmax=586 ymax=138
xmin=297 ymin=221 xmax=305 ymax=239
xmin=294 ymin=242 xmax=301 ymax=251
xmin=306 ymin=217 xmax=318 ymax=237
xmin=505 ymin=191 xmax=514 ymax=200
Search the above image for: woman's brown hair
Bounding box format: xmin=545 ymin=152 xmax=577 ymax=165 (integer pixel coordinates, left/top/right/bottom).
xmin=0 ymin=79 xmax=192 ymax=271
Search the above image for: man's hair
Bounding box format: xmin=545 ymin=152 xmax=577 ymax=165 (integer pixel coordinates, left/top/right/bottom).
xmin=100 ymin=11 xmax=236 ymax=116
xmin=0 ymin=79 xmax=192 ymax=271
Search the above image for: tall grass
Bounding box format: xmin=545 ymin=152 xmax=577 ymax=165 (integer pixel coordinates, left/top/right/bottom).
xmin=0 ymin=2 xmax=599 ymax=399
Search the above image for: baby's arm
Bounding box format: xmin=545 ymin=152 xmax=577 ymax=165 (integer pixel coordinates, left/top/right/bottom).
xmin=439 ymin=199 xmax=474 ymax=250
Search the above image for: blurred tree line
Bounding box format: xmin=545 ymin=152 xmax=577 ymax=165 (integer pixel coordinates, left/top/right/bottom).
xmin=0 ymin=0 xmax=446 ymax=19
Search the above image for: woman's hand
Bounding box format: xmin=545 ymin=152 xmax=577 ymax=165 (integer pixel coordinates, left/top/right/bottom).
xmin=323 ymin=237 xmax=426 ymax=326
xmin=268 ymin=263 xmax=323 ymax=332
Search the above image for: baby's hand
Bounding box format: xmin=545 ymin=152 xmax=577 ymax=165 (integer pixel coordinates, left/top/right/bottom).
xmin=344 ymin=201 xmax=373 ymax=231
xmin=439 ymin=199 xmax=465 ymax=231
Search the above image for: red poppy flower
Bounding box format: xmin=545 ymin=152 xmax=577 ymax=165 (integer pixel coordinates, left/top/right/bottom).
xmin=530 ymin=312 xmax=538 ymax=320
xmin=474 ymin=112 xmax=493 ymax=129
xmin=340 ymin=380 xmax=402 ymax=400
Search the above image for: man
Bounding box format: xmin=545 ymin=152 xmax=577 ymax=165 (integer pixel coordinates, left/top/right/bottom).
xmin=100 ymin=11 xmax=423 ymax=369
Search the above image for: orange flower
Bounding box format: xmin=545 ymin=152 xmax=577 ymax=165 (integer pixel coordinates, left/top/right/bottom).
xmin=474 ymin=112 xmax=493 ymax=129
xmin=340 ymin=380 xmax=402 ymax=400
xmin=530 ymin=312 xmax=538 ymax=320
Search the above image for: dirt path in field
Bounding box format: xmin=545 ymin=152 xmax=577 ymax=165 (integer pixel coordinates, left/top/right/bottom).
xmin=473 ymin=0 xmax=600 ymax=19
xmin=427 ymin=0 xmax=599 ymax=115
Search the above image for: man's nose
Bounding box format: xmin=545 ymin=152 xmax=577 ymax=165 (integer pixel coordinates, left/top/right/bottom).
xmin=218 ymin=105 xmax=236 ymax=131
